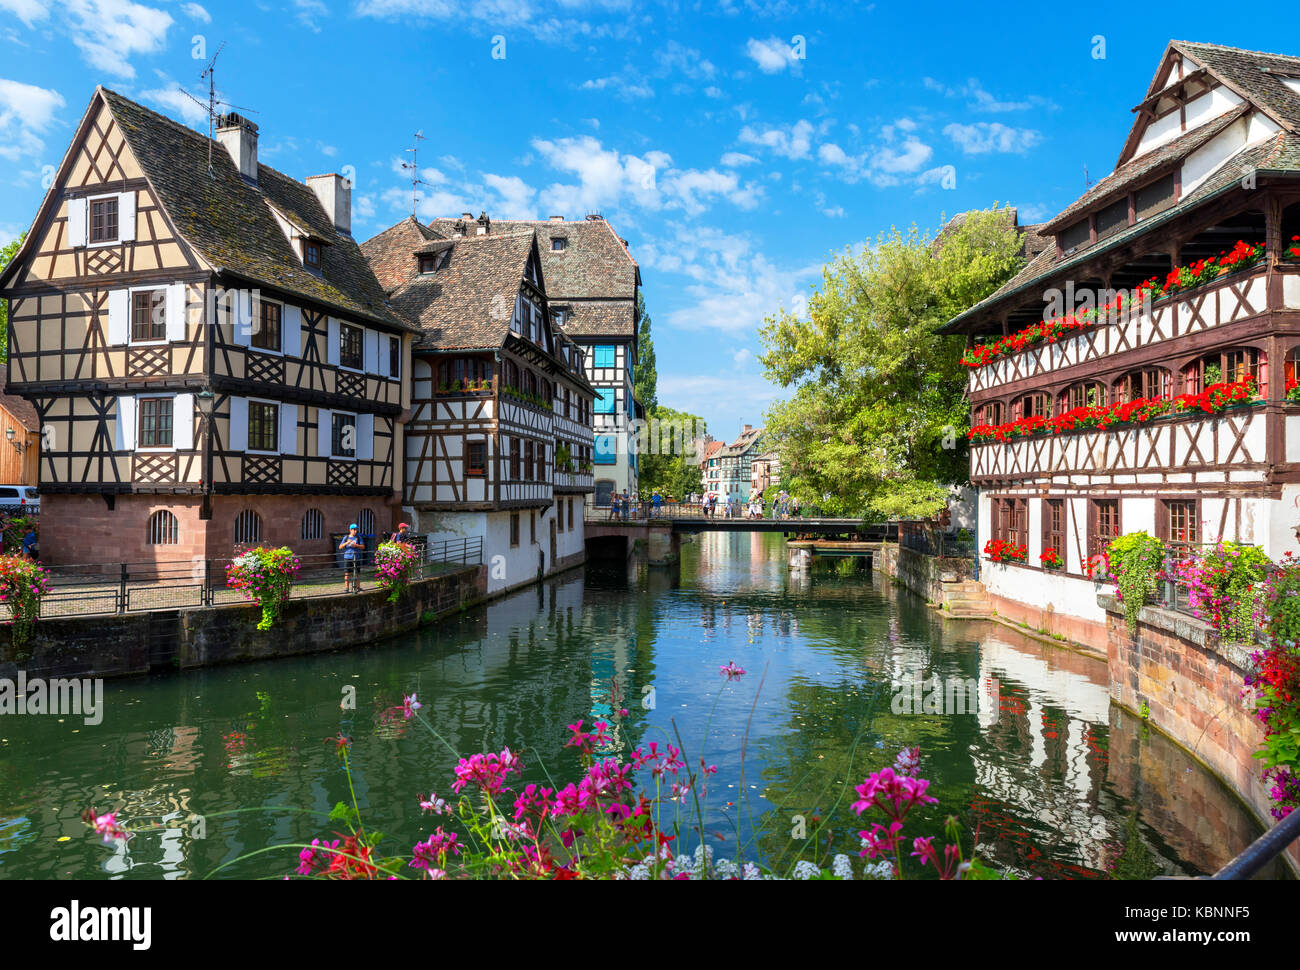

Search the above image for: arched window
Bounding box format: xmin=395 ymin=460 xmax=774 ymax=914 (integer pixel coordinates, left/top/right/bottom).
xmin=1184 ymin=347 xmax=1264 ymax=393
xmin=1114 ymin=368 xmax=1168 ymax=403
xmin=973 ymin=401 xmax=1004 ymax=426
xmin=1011 ymin=392 xmax=1052 ymax=421
xmin=1059 ymin=381 xmax=1106 ymax=412
xmin=357 ymin=508 xmax=375 ymax=535
xmin=301 ymin=508 xmax=324 ymax=540
xmin=234 ymin=509 xmax=263 ymax=545
xmin=147 ymin=510 xmax=179 ymax=545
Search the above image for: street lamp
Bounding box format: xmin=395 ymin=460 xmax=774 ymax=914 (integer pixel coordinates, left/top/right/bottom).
xmin=196 ymin=390 xmax=215 ymax=520
xmin=4 ymin=427 xmax=21 ymax=453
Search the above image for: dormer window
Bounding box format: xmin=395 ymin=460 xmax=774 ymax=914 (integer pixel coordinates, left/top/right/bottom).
xmin=419 ymin=255 xmax=437 ymax=274
xmin=303 ymin=240 xmax=321 ymax=269
xmin=552 ymin=237 xmax=568 ymax=251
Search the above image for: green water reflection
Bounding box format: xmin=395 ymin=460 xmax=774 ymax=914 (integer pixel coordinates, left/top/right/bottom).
xmin=0 ymin=531 xmax=1281 ymax=879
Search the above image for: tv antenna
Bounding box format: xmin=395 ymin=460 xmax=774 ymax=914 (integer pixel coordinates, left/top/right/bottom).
xmin=1084 ymin=163 xmax=1095 ymax=190
xmin=178 ymin=42 xmax=260 ymax=177
xmin=401 ymin=132 xmax=427 ymax=218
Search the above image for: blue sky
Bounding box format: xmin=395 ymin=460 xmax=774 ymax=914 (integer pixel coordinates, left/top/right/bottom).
xmin=0 ymin=1 xmax=1293 ymax=439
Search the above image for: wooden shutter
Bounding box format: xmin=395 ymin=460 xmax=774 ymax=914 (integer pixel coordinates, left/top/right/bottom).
xmin=107 ymin=289 xmax=129 ymax=344
xmin=356 ymin=413 xmax=374 ymax=460
xmin=281 ymin=304 xmax=301 ymax=357
xmin=115 ymin=396 xmax=136 ymax=450
xmin=67 ymin=197 xmax=88 ymax=247
xmin=117 ymin=191 xmax=136 ymax=242
xmin=228 ymin=396 xmax=248 ymax=452
xmin=230 ymin=290 xmax=253 ymax=346
xmin=280 ymin=403 xmax=297 ymax=454
xmin=327 ymin=319 xmax=340 ymax=366
xmin=318 ymin=408 xmax=332 ymax=456
xmin=364 ymin=328 xmax=379 ymax=373
xmin=165 ymin=283 xmax=186 ymax=342
xmin=174 ymin=393 xmax=195 ymax=450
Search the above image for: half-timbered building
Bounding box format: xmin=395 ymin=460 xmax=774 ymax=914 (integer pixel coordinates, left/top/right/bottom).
xmin=362 ymin=215 xmax=596 ymax=593
xmin=0 ymin=88 xmax=415 ymax=564
xmin=942 ymin=41 xmax=1300 ymax=642
xmin=431 ymin=214 xmax=641 ymax=508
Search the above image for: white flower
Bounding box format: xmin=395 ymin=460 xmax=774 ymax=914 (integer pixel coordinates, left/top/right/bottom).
xmin=832 ymin=854 xmax=854 ymax=880
xmin=793 ymin=860 xmax=821 ymax=880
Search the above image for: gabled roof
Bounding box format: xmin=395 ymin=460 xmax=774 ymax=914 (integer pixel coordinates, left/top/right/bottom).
xmin=721 ymin=427 xmax=764 ymax=457
xmin=942 ymin=128 xmax=1300 ymax=334
xmin=87 ymin=89 xmax=411 ymax=332
xmin=0 ymin=372 xmax=39 ymax=432
xmin=1170 ymin=42 xmax=1300 ymax=134
xmin=383 ymin=229 xmax=539 ymax=351
xmin=360 ymin=216 xmax=439 ymax=292
xmin=1041 ymin=102 xmax=1250 ymax=233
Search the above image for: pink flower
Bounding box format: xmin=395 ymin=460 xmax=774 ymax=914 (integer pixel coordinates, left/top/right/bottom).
xmin=850 ymin=767 xmax=938 ymax=821
xmin=297 ymin=837 xmax=339 ymax=875
xmin=403 ymin=693 xmax=422 ymax=719
xmin=858 ymin=820 xmax=904 ymax=859
xmin=720 ymin=661 xmax=746 ymax=680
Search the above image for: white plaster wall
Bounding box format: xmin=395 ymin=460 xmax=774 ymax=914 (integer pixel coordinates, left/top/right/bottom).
xmin=1122 ymin=497 xmax=1156 ymax=538
xmin=981 ymin=560 xmax=1108 ymax=625
xmin=1181 ymin=117 xmax=1247 ymax=195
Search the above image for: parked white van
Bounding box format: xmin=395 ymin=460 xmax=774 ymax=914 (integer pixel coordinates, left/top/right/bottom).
xmin=0 ymin=485 xmax=39 ymax=513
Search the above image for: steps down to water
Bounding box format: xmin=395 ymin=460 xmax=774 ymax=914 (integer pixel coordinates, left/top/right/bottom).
xmin=940 ymin=581 xmax=994 ymax=619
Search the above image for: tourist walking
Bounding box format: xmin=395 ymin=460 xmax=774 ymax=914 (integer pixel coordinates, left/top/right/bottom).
xmin=652 ymin=490 xmax=663 ymax=518
xmin=339 ymin=524 xmax=365 ymax=593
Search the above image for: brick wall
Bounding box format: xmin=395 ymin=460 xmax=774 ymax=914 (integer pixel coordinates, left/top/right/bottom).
xmin=40 ymin=493 xmax=401 ymax=565
xmin=1102 ymin=593 xmax=1299 ymax=873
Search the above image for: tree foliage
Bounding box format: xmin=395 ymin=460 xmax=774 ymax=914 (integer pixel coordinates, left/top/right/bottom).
xmin=0 ymin=232 xmax=24 ymax=365
xmin=637 ymin=405 xmax=705 ymax=500
xmin=758 ymin=206 xmax=1023 ymax=519
xmin=633 ymin=291 xmax=657 ymax=412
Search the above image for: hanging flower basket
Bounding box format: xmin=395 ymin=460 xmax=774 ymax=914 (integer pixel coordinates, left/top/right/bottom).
xmin=226 ymin=546 xmax=301 ymax=631
xmin=374 ymin=541 xmax=421 ymax=603
xmin=0 ymin=554 xmax=50 ymax=649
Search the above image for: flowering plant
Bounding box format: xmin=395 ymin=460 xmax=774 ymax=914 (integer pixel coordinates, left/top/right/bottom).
xmin=226 ymin=546 xmax=300 ymax=631
xmin=1139 ymin=240 xmax=1266 ymax=301
xmin=983 ymin=539 xmax=1027 ymax=563
xmin=1168 ymin=540 xmax=1270 ymax=642
xmin=1040 ymin=548 xmax=1064 ymax=570
xmin=1287 ymin=376 xmax=1300 ymax=404
xmin=1248 ymin=553 xmax=1300 ymax=819
xmin=1084 ymin=551 xmax=1110 ymax=581
xmin=1106 ymin=532 xmax=1165 ymax=633
xmin=374 ymin=541 xmax=420 ymax=603
xmin=969 ymin=378 xmax=1259 ymax=444
xmin=0 ymin=553 xmax=50 ymax=648
xmin=1286 ymin=235 xmax=1300 ymax=260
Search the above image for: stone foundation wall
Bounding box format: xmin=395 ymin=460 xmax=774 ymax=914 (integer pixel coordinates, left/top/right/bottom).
xmin=986 ymin=590 xmax=1109 ymax=655
xmin=0 ymin=564 xmax=486 ymax=679
xmin=1101 ymin=593 xmax=1299 ymax=872
xmin=875 ymin=544 xmax=974 ymax=603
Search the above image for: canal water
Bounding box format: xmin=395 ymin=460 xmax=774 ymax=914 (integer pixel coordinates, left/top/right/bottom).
xmin=0 ymin=531 xmax=1282 ymax=879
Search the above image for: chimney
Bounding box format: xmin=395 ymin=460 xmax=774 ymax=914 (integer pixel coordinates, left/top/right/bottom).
xmin=461 ymin=212 xmax=474 ymax=220
xmin=476 ymin=211 xmax=490 ymax=236
xmin=216 ymin=112 xmax=259 ymax=182
xmin=743 ymin=424 xmax=752 ymax=432
xmin=306 ymin=173 xmax=352 ymax=235
xmin=549 ymin=215 xmax=564 ymax=222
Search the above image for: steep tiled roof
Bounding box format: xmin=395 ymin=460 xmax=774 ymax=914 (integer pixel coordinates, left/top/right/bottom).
xmin=385 ymin=230 xmax=537 ymax=351
xmin=721 ymin=427 xmax=764 ymax=457
xmin=0 ymin=372 xmax=39 ymax=431
xmin=562 ymin=300 xmax=636 ymax=338
xmin=1041 ymin=102 xmax=1250 ymax=232
xmin=942 ymin=129 xmax=1300 ymax=334
xmin=360 ymin=216 xmax=439 ymax=292
xmin=433 ymin=217 xmax=639 ymax=301
xmin=1172 ymin=41 xmax=1300 ymax=134
xmin=99 ymin=89 xmax=411 ymax=332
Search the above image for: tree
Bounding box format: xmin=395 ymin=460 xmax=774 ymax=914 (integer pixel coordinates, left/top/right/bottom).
xmin=758 ymin=206 xmax=1023 ymax=520
xmin=637 ymin=406 xmax=705 ymax=500
xmin=633 ymin=292 xmax=657 ymax=412
xmin=0 ymin=232 xmax=24 ymax=365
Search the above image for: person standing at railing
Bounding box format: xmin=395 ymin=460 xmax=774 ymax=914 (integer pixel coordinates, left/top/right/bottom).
xmin=22 ymin=524 xmax=37 ymax=560
xmin=339 ymin=524 xmax=364 ymax=593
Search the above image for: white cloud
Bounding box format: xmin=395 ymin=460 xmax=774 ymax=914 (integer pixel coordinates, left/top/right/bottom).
xmin=63 ymin=0 xmax=173 ymax=79
xmin=532 ymin=134 xmax=662 ymax=214
xmin=926 ymin=76 xmax=1054 ymax=113
xmin=745 ymin=36 xmax=801 ymax=74
xmin=354 ymin=0 xmax=633 ymax=44
xmin=0 ymin=0 xmax=49 ymax=26
xmin=180 ymin=1 xmax=209 ymax=21
xmin=738 ymin=119 xmax=813 ymax=160
xmin=482 ymin=172 xmax=536 ymax=219
xmin=294 ymin=0 xmax=328 ymax=31
xmin=720 ymin=151 xmax=758 ymax=167
xmin=873 ymin=137 xmax=932 ymax=173
xmin=0 ymin=78 xmax=66 ymax=161
xmin=943 ymin=121 xmax=1041 ymax=154
xmin=353 ymin=193 xmax=377 ymax=223
xmin=732 ymin=347 xmax=751 ymax=367
xmin=703 ymin=86 xmax=724 ymax=99
xmin=655 ymin=40 xmax=715 ymax=81
xmin=581 ymin=72 xmax=653 ymax=100
xmin=140 ymin=78 xmax=210 ymax=126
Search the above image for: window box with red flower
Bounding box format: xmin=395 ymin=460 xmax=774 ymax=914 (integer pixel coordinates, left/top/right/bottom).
xmin=1040 ymin=548 xmax=1064 ymax=570
xmin=984 ymin=539 xmax=1027 ymax=563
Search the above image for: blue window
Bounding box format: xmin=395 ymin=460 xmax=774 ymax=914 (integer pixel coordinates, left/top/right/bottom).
xmin=594 ymin=435 xmax=617 ymax=464
xmin=594 ymin=345 xmax=615 ymax=368
xmin=595 ymin=389 xmax=616 ymax=413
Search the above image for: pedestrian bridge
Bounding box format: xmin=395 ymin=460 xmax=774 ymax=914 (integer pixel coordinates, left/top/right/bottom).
xmin=582 ymin=505 xmax=895 ymax=565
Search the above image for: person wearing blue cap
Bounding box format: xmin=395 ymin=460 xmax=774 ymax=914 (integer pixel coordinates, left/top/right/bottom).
xmin=339 ymin=523 xmax=364 ymax=592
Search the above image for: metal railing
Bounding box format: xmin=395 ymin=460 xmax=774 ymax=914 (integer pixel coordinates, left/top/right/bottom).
xmin=1210 ymin=808 xmax=1300 ymax=879
xmin=898 ymin=520 xmax=975 ymax=560
xmin=1158 ymin=541 xmax=1273 ymax=644
xmin=8 ymin=535 xmax=483 ymax=619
